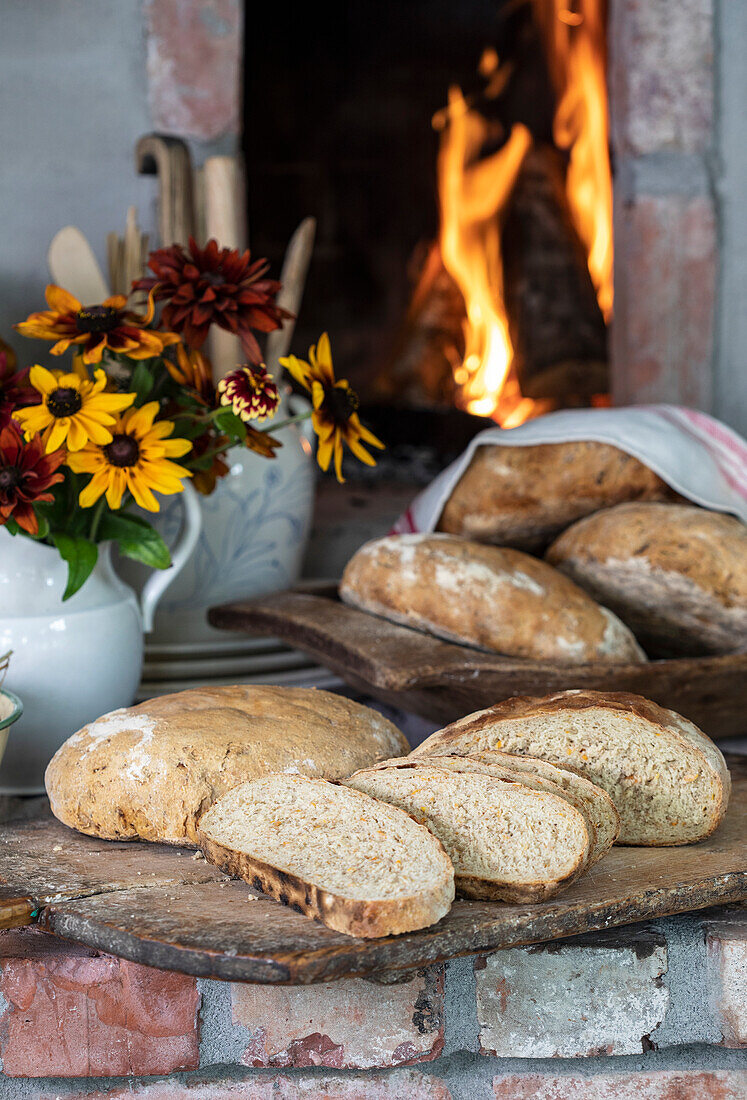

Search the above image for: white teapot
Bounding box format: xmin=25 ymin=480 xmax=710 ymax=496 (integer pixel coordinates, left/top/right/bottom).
xmin=0 ymin=484 xmax=201 ymax=793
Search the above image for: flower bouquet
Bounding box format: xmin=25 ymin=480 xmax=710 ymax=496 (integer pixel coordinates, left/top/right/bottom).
xmin=0 ymin=237 xmax=384 ymax=599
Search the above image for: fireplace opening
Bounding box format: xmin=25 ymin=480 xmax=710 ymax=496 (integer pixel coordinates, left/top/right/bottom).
xmin=244 ymin=0 xmax=613 ymax=441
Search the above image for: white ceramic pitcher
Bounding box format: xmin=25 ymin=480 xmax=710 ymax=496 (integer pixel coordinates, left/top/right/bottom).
xmin=0 ymin=483 xmax=202 ymax=793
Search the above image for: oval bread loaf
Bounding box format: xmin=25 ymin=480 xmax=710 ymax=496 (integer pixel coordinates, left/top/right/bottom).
xmin=409 ymin=750 xmax=620 ymax=862
xmin=345 ymin=759 xmax=591 ymax=901
xmin=340 ymin=533 xmax=646 ymax=664
xmin=546 ymin=502 xmax=747 ymax=657
xmin=45 ymin=685 xmax=409 ymax=846
xmin=437 ymin=441 xmax=679 ymax=551
xmin=198 ymin=775 xmax=455 ymax=938
xmin=413 ymin=689 xmax=730 ymax=845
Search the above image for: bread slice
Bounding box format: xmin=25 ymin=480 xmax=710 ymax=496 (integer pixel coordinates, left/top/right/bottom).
xmin=414 ymin=690 xmax=731 ymax=845
xmin=197 ymin=775 xmax=455 ymax=938
xmin=405 ymin=751 xmax=619 ymax=865
xmin=340 ymin=533 xmax=646 ymax=665
xmin=345 ymin=760 xmax=590 ymax=902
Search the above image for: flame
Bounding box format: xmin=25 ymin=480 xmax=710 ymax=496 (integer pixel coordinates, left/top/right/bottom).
xmin=538 ymin=0 xmax=613 ymax=320
xmin=436 ymin=86 xmax=537 ymax=423
xmin=434 ymin=3 xmax=612 ymax=422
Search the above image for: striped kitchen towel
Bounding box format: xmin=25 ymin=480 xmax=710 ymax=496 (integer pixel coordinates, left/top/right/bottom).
xmin=392 ymin=405 xmax=747 ymax=534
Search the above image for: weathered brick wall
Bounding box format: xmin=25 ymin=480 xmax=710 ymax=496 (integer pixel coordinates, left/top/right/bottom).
xmin=0 ymin=909 xmax=744 ymax=1098
xmin=608 ymin=0 xmax=718 ymax=414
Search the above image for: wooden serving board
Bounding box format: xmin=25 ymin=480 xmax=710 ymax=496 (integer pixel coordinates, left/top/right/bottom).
xmin=1 ymin=770 xmax=745 ymax=984
xmin=209 ymin=591 xmax=747 ymax=737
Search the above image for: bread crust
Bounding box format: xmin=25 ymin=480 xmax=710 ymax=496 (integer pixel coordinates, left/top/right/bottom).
xmin=415 ymin=690 xmax=731 ymax=846
xmin=546 ymin=502 xmax=747 ymax=656
xmin=340 ymin=534 xmax=646 ymax=665
xmin=45 ymin=685 xmax=409 ymax=846
xmin=199 ymin=834 xmax=454 ymax=939
xmin=437 ymin=442 xmax=679 ymax=551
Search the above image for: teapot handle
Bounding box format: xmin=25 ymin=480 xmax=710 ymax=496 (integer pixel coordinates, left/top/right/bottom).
xmin=139 ymin=482 xmax=202 ymax=632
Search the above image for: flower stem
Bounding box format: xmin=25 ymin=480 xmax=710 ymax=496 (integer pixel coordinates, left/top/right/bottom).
xmin=260 ymin=411 xmax=312 ymax=433
xmin=89 ymin=498 xmax=106 ymax=542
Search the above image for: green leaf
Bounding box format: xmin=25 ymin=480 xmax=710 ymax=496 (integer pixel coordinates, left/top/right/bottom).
xmin=131 ymin=362 xmax=155 ymax=405
xmin=31 ymin=513 xmax=50 ymax=540
xmin=3 ymin=517 xmax=19 ymax=536
xmin=52 ymin=534 xmax=98 ymax=600
xmin=214 ymin=407 xmax=247 ymax=441
xmin=97 ymin=512 xmax=172 ymax=570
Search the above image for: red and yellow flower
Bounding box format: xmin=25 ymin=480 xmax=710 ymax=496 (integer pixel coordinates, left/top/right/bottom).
xmin=67 ymin=402 xmax=192 ymax=512
xmin=13 ymin=366 xmax=135 ymax=453
xmin=217 ymin=364 xmax=279 ymax=423
xmin=15 ymin=285 xmax=180 ymax=365
xmin=280 ymin=333 xmax=384 ymax=483
xmin=0 ymin=338 xmax=35 ymax=431
xmin=0 ymin=425 xmax=65 ymax=535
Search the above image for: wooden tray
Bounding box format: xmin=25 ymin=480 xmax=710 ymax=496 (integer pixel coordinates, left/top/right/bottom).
xmin=1 ymin=769 xmax=745 ymax=984
xmin=209 ymin=591 xmax=747 ymax=736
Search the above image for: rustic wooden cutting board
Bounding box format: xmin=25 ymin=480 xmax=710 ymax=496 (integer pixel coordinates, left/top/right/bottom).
xmin=209 ymin=591 xmax=747 ymax=736
xmin=1 ymin=767 xmax=744 ymax=984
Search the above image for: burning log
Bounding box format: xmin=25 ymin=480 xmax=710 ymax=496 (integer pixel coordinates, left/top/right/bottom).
xmin=502 ymin=144 xmax=608 ymax=397
xmin=374 ymin=242 xmax=466 ymax=409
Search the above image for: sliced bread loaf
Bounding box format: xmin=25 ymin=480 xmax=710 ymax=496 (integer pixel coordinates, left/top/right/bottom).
xmin=546 ymin=502 xmax=747 ymax=656
xmin=437 ymin=441 xmax=679 ymax=551
xmin=414 ymin=690 xmax=731 ymax=845
xmin=345 ymin=760 xmax=591 ymax=901
xmin=198 ymin=775 xmax=455 ymax=938
xmin=45 ymin=685 xmax=408 ymax=846
xmin=340 ymin=533 xmax=646 ymax=664
xmin=406 ymin=751 xmax=619 ymax=864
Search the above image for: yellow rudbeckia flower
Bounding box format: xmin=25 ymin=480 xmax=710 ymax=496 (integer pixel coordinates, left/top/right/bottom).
xmin=280 ymin=333 xmax=384 ymax=483
xmin=13 ymin=366 xmax=135 ymax=454
xmin=67 ymin=402 xmax=192 ymax=512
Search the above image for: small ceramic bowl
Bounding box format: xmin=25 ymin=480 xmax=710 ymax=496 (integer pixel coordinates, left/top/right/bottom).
xmin=0 ymin=689 xmax=23 ymax=769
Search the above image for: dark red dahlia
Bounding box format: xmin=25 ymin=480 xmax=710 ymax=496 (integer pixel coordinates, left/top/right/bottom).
xmin=134 ymin=238 xmax=292 ymax=364
xmin=0 ymin=342 xmax=35 ymax=431
xmin=0 ymin=425 xmax=65 ymax=535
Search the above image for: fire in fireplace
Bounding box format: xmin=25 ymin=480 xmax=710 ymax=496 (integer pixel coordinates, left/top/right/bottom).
xmin=244 ymin=0 xmax=614 ymax=427
xmin=394 ymin=0 xmax=613 ymax=426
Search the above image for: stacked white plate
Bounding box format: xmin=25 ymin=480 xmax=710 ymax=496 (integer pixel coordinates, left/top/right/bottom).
xmin=136 ymin=634 xmax=343 ymax=702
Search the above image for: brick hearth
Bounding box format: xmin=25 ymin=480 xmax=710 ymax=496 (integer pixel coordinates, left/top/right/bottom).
xmin=0 ymin=909 xmax=744 ymax=1096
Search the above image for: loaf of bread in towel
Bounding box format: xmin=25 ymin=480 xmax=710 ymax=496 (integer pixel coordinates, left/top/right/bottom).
xmin=546 ymin=502 xmax=747 ymax=656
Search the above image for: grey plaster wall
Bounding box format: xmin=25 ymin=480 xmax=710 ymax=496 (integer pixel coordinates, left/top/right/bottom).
xmin=714 ymin=1 xmax=747 ymax=435
xmin=0 ymin=0 xmax=155 ymax=354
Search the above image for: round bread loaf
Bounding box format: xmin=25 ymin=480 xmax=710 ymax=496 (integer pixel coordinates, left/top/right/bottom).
xmin=413 ymin=689 xmax=731 ymax=845
xmin=45 ymin=685 xmax=408 ymax=846
xmin=340 ymin=533 xmax=646 ymax=664
xmin=437 ymin=441 xmax=679 ymax=551
xmin=546 ymin=503 xmax=747 ymax=657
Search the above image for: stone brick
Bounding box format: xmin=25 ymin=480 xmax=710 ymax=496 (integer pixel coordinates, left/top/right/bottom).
xmin=145 ymin=0 xmax=242 ymax=140
xmin=705 ymin=907 xmax=747 ymax=1047
xmin=493 ymin=1072 xmax=747 ymax=1099
xmin=476 ymin=930 xmax=668 ymax=1057
xmin=0 ymin=936 xmax=199 ymax=1077
xmin=612 ymin=193 xmax=716 ymax=410
xmin=48 ymin=1069 xmax=452 ymax=1099
xmin=230 ymin=966 xmax=444 ymax=1068
xmin=609 ymin=0 xmax=714 ymax=155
